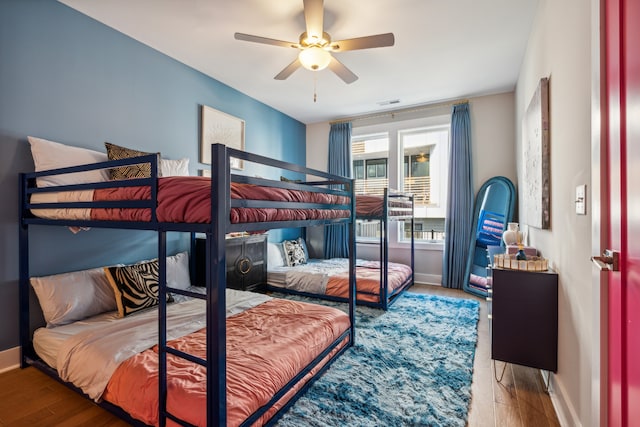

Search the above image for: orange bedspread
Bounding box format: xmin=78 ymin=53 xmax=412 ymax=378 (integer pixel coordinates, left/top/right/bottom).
xmin=326 ymin=261 xmax=413 ymax=303
xmin=90 ymin=177 xmax=351 ymax=223
xmin=102 ymin=298 xmax=350 ymax=427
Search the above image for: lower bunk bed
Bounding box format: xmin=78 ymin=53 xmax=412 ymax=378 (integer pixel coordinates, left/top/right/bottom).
xmin=266 ymin=189 xmax=415 ymax=310
xmin=19 ymin=141 xmax=356 ymax=426
xmin=31 ymin=285 xmax=350 ymax=427
xmin=267 ymin=253 xmax=413 ymax=308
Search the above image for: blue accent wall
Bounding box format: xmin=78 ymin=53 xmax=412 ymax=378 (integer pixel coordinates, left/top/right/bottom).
xmin=0 ymin=1 xmax=306 ymax=351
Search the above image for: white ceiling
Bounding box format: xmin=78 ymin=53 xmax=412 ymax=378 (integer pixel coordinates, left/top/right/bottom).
xmin=59 ymin=0 xmax=539 ymax=124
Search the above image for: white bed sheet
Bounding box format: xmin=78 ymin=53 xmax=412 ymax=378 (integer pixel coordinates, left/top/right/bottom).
xmin=266 ymin=269 xmax=287 ymax=286
xmin=268 ymin=258 xmax=374 ymax=295
xmin=268 ymin=258 xmax=362 ymax=290
xmin=33 ymin=288 xmax=270 ymax=370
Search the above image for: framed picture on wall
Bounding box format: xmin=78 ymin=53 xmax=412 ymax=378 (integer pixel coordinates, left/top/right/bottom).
xmin=522 ymin=77 xmax=550 ymax=229
xmin=200 ymin=105 xmax=245 ymax=170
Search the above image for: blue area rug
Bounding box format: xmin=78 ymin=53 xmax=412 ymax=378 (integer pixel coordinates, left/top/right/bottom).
xmin=274 ymin=292 xmax=480 ymax=427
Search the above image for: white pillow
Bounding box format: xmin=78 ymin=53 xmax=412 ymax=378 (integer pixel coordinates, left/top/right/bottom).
xmin=133 ymin=251 xmax=193 ymax=303
xmin=31 ymin=267 xmax=117 ymax=328
xmin=267 ymin=242 xmax=285 ymax=268
xmin=31 ymin=251 xmax=192 ymax=327
xmin=28 ymin=136 xmax=110 ymax=188
xmin=166 ymin=251 xmax=196 ymax=303
xmin=134 ymin=251 xmax=191 ymax=290
xmin=160 ymin=158 xmax=190 ymax=177
xmin=166 ymin=251 xmax=191 ymax=290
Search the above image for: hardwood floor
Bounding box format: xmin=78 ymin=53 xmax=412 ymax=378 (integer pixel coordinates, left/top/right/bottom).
xmin=0 ymin=284 xmax=560 ymax=426
xmin=0 ymin=367 xmax=128 ymax=426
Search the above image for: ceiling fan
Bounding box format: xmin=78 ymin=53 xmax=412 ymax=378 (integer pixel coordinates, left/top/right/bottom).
xmin=234 ymin=0 xmax=395 ymax=84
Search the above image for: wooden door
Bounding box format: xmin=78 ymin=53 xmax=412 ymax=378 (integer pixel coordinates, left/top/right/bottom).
xmin=602 ymin=0 xmax=640 ymax=425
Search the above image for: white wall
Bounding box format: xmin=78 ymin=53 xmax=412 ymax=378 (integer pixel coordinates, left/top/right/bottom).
xmin=306 ymin=92 xmax=517 ymax=284
xmin=515 ymin=1 xmax=592 ymax=425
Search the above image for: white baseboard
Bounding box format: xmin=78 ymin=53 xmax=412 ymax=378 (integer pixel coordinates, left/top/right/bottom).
xmin=0 ymin=347 xmax=20 ymax=374
xmin=547 ymin=371 xmax=582 ymax=427
xmin=414 ymin=273 xmax=441 ymax=286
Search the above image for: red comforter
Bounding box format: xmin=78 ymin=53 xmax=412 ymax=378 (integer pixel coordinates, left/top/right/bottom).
xmin=90 ymin=177 xmax=351 ymax=223
xmin=355 ymin=195 xmax=412 ymax=218
xmin=326 ymin=260 xmax=413 ymax=302
xmin=102 ymin=298 xmax=350 ymax=427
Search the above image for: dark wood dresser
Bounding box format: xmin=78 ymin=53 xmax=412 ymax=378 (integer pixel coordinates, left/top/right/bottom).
xmin=195 ymin=234 xmax=268 ymax=292
xmin=490 ymin=267 xmax=558 ymax=372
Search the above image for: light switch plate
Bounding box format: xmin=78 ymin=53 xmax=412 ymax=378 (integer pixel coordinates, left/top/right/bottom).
xmin=576 ymin=184 xmax=586 ymax=215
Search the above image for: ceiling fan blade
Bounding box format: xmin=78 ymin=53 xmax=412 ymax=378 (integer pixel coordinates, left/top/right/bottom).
xmin=234 ymin=32 xmax=298 ymax=49
xmin=328 ymin=56 xmax=358 ymax=84
xmin=303 ymin=0 xmax=324 ymax=39
xmin=330 ymin=33 xmax=395 ymax=52
xmin=274 ymin=58 xmax=302 ymax=80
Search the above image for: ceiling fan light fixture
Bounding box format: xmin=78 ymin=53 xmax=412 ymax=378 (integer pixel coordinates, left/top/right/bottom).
xmin=300 ymin=31 xmax=331 ymax=48
xmin=235 ymin=1 xmax=393 ymax=84
xmin=416 ymin=152 xmax=428 ymax=163
xmin=298 ymin=46 xmax=331 ymax=71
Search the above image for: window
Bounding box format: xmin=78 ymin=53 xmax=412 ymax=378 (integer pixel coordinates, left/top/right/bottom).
xmin=352 ymin=134 xmax=389 ymax=200
xmin=367 ymin=159 xmax=387 ymax=179
xmin=399 ymin=126 xmax=449 ymax=242
xmin=352 ymin=115 xmax=450 ymax=244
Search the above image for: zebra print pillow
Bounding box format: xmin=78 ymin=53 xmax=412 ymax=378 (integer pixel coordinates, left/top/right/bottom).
xmin=104 ymin=142 xmax=160 ymax=180
xmin=104 ymin=260 xmax=173 ymax=318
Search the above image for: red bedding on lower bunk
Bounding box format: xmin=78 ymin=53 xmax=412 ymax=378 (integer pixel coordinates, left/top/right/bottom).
xmin=90 ymin=177 xmax=350 ymax=223
xmin=326 ymin=261 xmax=413 ymax=303
xmin=102 ymin=298 xmax=350 ymax=427
xmin=355 ymin=195 xmax=412 ymax=218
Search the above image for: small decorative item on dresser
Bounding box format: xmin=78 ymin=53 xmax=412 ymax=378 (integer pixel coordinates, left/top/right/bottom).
xmin=493 ymin=254 xmax=549 ymax=271
xmin=506 ymin=245 xmax=538 ymax=257
xmin=516 ymin=248 xmax=527 ymax=261
xmin=502 ymin=222 xmax=521 ymax=246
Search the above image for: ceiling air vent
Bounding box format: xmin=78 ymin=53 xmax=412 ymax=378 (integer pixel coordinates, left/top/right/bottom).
xmin=377 ymin=99 xmax=400 ymax=106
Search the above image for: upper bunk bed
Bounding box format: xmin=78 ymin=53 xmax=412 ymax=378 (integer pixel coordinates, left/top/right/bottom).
xmin=267 ymin=188 xmax=415 ymax=310
xmin=19 ymin=141 xmax=356 ymax=427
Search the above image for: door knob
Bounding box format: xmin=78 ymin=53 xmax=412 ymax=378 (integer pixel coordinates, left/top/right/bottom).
xmin=591 ymin=249 xmax=620 ymax=271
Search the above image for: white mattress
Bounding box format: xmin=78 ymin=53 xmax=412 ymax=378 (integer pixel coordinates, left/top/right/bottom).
xmin=33 ymin=288 xmax=270 ymax=370
xmin=34 ymin=310 xmax=120 ymax=369
xmin=266 ymin=269 xmax=288 ymax=286
xmin=267 ymin=258 xmax=361 ymax=287
xmin=268 ymin=258 xmax=348 ymax=285
xmin=267 ymin=258 xmax=358 ymax=294
xmin=29 ymin=190 xmax=94 ymax=220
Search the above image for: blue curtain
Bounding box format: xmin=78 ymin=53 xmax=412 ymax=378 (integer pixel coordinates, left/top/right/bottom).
xmin=442 ymin=103 xmax=474 ymax=289
xmin=324 ymin=122 xmax=352 ymax=259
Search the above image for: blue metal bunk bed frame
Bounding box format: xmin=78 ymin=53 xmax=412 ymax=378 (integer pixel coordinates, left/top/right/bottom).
xmin=373 ymin=189 xmax=415 ymax=310
xmin=19 ymin=143 xmax=356 ymax=427
xmin=268 ymin=188 xmax=414 ymax=310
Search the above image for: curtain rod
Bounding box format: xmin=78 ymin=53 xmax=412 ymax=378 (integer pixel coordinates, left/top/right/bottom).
xmin=330 ymin=98 xmax=469 ymax=125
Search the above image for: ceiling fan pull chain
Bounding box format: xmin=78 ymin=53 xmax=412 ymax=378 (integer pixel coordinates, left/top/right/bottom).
xmin=314 ymin=74 xmax=318 ymax=102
